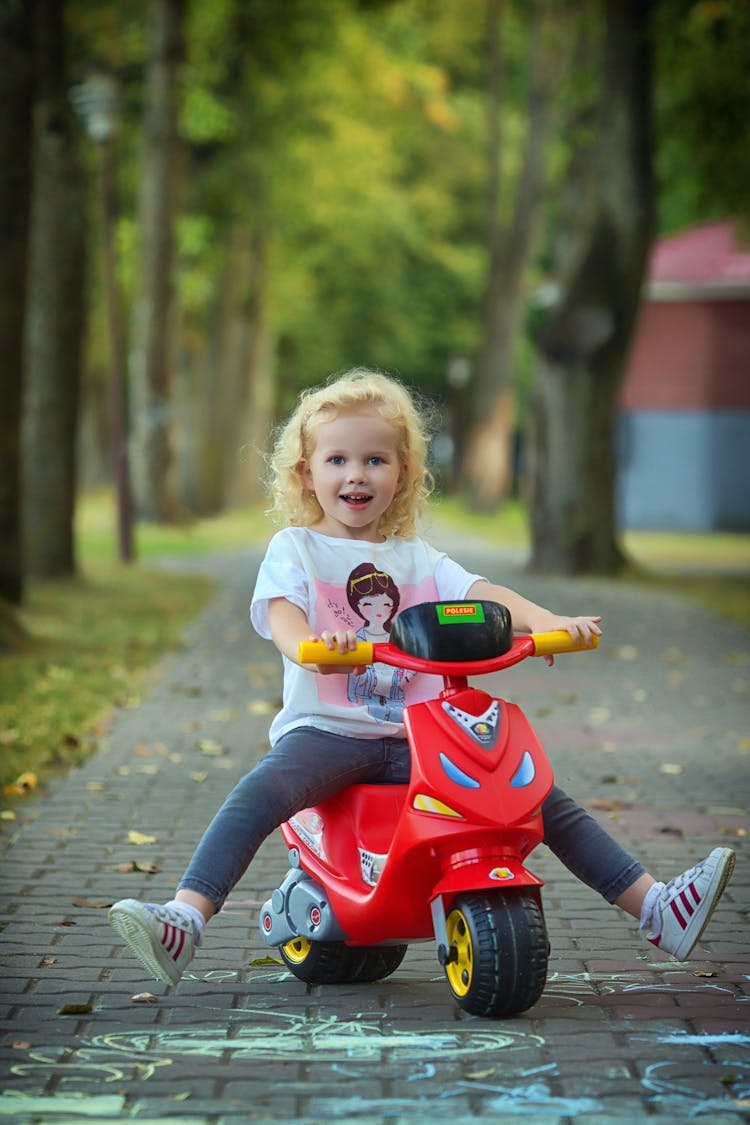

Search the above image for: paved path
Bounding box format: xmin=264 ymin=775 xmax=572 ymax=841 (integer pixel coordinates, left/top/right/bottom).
xmin=1 ymin=538 xmax=748 ymax=1124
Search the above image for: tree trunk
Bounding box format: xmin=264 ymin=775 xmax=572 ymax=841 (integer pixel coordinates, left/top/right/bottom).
xmin=22 ymin=0 xmax=86 ymax=579
xmin=527 ymin=0 xmax=654 ymax=574
xmin=0 ymin=0 xmax=35 ymax=604
xmin=130 ymin=0 xmax=185 ymax=522
xmin=462 ymin=0 xmax=559 ymax=510
xmin=225 ymin=225 xmax=275 ymax=509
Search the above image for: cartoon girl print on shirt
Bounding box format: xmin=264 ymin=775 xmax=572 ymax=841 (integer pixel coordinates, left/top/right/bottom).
xmin=345 ymin=562 xmax=415 ymax=722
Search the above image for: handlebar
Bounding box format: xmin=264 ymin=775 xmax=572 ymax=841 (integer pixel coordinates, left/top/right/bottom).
xmin=299 ymin=630 xmax=598 ymax=675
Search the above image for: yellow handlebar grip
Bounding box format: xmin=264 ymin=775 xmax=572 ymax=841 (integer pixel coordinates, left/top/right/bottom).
xmin=531 ymin=631 xmax=600 ymax=657
xmin=298 ymin=640 xmax=374 ymax=665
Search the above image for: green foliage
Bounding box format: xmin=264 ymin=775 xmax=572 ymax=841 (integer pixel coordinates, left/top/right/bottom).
xmin=655 ymin=0 xmax=750 ymax=231
xmin=0 ymin=565 xmax=214 ymax=793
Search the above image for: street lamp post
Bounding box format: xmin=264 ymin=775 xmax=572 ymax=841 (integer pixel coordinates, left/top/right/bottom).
xmin=72 ymin=72 xmax=134 ymax=562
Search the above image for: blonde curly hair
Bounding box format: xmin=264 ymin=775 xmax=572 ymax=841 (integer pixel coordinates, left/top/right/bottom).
xmin=267 ymin=368 xmax=434 ymax=538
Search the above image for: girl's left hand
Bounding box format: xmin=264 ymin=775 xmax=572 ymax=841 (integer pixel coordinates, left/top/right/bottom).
xmin=542 ymin=615 xmax=602 ymax=667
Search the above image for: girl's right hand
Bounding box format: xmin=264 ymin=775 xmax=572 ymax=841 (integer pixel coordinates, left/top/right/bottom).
xmin=311 ymin=630 xmax=366 ymax=676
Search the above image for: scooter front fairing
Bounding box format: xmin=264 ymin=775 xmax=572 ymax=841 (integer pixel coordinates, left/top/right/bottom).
xmin=267 ymin=682 xmax=553 ymax=947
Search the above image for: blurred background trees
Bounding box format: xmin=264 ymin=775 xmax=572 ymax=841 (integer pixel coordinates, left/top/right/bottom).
xmin=2 ymin=0 xmax=748 ymax=603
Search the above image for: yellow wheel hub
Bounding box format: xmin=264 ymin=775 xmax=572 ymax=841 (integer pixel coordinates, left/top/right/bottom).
xmin=282 ymin=936 xmax=312 ymax=964
xmin=445 ymin=908 xmax=473 ymax=998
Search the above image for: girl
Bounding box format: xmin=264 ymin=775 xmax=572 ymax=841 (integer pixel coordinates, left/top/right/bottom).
xmin=110 ymin=368 xmax=734 ymax=985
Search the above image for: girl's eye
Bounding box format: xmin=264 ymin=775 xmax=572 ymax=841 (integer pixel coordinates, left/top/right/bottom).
xmin=328 ymin=455 xmax=345 ymax=465
xmin=368 ymin=456 xmax=384 ymax=465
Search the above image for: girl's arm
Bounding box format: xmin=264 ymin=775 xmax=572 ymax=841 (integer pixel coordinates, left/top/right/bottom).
xmin=467 ymin=579 xmax=602 ymax=661
xmin=267 ymin=596 xmax=365 ymax=675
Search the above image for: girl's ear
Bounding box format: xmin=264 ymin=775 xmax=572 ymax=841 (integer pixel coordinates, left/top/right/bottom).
xmin=300 ymin=460 xmax=314 ymax=491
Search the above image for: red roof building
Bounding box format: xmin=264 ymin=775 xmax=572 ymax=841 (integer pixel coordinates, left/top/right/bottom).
xmin=618 ymin=221 xmax=750 ymax=531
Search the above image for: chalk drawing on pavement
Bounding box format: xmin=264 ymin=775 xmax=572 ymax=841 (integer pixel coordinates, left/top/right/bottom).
xmin=632 ymin=1029 xmax=750 ymax=1117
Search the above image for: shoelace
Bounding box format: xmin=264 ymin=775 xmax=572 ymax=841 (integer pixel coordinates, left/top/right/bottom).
xmin=151 ymin=904 xmax=190 ymax=929
xmin=661 ymin=861 xmax=703 ymax=900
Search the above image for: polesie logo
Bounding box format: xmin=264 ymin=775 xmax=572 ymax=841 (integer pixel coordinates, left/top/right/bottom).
xmin=436 ymin=602 xmax=485 ymax=624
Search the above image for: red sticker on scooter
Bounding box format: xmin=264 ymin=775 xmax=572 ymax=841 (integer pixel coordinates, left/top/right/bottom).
xmin=489 ymin=867 xmax=515 ymax=880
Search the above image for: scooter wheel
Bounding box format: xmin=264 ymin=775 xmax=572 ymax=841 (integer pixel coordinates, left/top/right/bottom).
xmin=444 ymin=890 xmax=548 ymax=1017
xmin=279 ymin=937 xmax=363 ymax=984
xmin=348 ymin=944 xmax=408 ymax=983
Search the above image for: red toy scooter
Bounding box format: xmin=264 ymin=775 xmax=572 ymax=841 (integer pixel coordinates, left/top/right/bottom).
xmin=259 ymin=600 xmax=598 ymax=1017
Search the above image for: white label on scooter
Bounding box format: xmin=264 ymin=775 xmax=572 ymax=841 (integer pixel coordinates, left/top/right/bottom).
xmin=442 ymin=699 xmax=501 ymax=748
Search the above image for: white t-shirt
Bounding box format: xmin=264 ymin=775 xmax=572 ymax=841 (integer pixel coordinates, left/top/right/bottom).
xmin=251 ymin=526 xmax=484 ymax=744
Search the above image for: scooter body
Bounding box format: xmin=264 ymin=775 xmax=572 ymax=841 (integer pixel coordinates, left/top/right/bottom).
xmin=259 ymin=600 xmax=597 ymax=1016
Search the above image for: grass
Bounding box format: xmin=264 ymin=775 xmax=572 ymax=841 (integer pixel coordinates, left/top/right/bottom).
xmin=0 ymin=495 xmax=274 ymax=798
xmin=77 ymin=489 xmax=275 ymax=560
xmin=2 ymin=490 xmax=748 ymax=802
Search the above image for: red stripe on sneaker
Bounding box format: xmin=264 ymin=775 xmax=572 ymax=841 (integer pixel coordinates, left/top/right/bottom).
xmin=172 ymin=928 xmax=185 ymax=961
xmin=670 ymin=899 xmax=688 ymax=930
xmin=687 ymin=881 xmax=701 ymax=907
xmin=679 ymin=889 xmax=696 ymax=918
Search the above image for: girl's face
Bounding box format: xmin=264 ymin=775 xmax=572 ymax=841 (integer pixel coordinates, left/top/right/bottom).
xmin=302 ymin=410 xmax=403 ymax=541
xmin=356 ymin=592 xmax=394 ymax=632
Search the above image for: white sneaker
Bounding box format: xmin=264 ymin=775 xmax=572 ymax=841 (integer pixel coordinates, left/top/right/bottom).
xmin=109 ymin=899 xmax=196 ymax=984
xmin=648 ymin=847 xmax=736 ymax=960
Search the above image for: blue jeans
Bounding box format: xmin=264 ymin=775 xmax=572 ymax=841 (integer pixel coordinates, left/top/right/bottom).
xmin=178 ymin=728 xmax=644 ymax=910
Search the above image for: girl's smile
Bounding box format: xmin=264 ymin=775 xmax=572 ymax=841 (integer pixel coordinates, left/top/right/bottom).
xmin=302 ymin=411 xmax=404 ymax=541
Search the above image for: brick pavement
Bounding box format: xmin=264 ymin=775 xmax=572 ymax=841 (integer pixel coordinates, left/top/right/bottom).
xmin=1 ymin=541 xmax=748 ymax=1124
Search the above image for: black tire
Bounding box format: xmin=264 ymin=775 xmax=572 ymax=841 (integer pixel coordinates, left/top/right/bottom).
xmin=279 ymin=937 xmax=362 ymax=984
xmin=349 ymin=944 xmax=408 ymax=983
xmin=443 ymin=890 xmax=548 ymax=1017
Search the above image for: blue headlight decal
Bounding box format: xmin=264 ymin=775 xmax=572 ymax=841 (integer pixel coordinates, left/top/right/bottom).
xmin=439 ymin=752 xmax=481 ymax=789
xmin=510 ymin=750 xmax=535 ymax=788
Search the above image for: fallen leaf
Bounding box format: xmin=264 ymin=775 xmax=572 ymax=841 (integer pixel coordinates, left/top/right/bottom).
xmin=658 ymin=825 xmax=684 ymax=837
xmin=247 ymin=700 xmax=274 ymax=716
xmin=190 ymin=771 xmax=208 ymax=783
xmin=199 ymin=739 xmax=225 ymax=756
xmin=53 ymin=917 xmax=76 ymax=926
xmin=12 ymin=1041 xmax=31 ymax=1049
xmin=3 ymin=771 xmax=38 ymax=796
xmin=133 ymin=743 xmax=151 ymax=756
xmin=693 ymin=970 xmax=716 ymax=978
xmin=86 ymin=781 xmax=106 ymax=792
xmin=1 ymin=810 xmax=17 ymax=821
xmin=128 ymin=830 xmax=157 ymax=845
xmin=588 ymin=799 xmax=633 ymax=811
xmin=130 ymin=992 xmax=160 ymax=1004
xmin=587 ymin=707 xmax=611 ymax=726
xmin=57 ymin=1003 xmax=93 ymax=1015
xmin=659 ymin=763 xmax=684 ymax=775
xmin=172 ymin=1092 xmax=192 ymax=1102
xmin=719 ymin=826 xmax=746 ymax=837
xmin=114 ymin=858 xmax=162 ymax=874
xmin=208 ymin=708 xmax=237 ymax=722
xmin=73 ymin=897 xmax=113 ymax=909
xmin=466 ymin=1067 xmax=496 ymax=1080
xmin=41 ymin=957 xmax=57 ymax=966
xmin=249 ymin=956 xmax=285 ymax=967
